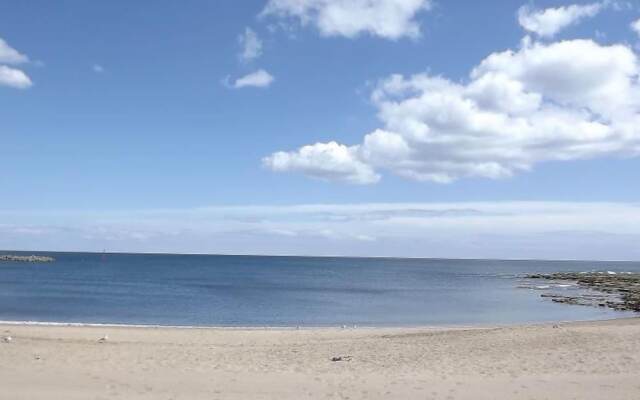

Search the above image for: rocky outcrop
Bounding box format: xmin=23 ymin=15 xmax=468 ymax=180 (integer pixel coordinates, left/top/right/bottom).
xmin=526 ymin=272 xmax=640 ymax=312
xmin=0 ymin=255 xmax=55 ymax=263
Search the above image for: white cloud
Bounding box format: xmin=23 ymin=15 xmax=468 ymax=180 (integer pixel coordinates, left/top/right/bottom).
xmin=0 ymin=65 xmax=32 ymax=89
xmin=231 ymin=69 xmax=274 ymax=88
xmin=261 ymin=0 xmax=432 ymax=40
xmin=2 ymin=202 xmax=640 ymax=259
xmin=265 ymin=38 xmax=640 ymax=183
xmin=0 ymin=37 xmax=29 ymax=64
xmin=518 ymin=2 xmax=604 ymax=38
xmin=238 ymin=28 xmax=263 ymax=62
xmin=353 ymin=234 xmax=377 ymax=241
xmin=263 ymin=141 xmax=380 ymax=184
xmin=632 ymin=18 xmax=640 ymax=37
xmin=0 ymin=37 xmax=32 ymax=89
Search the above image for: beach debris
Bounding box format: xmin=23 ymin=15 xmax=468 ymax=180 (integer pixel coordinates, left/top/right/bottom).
xmin=330 ymin=355 xmax=353 ymax=362
xmin=2 ymin=336 xmax=12 ymax=343
xmin=98 ymin=334 xmax=109 ymax=343
xmin=34 ymin=354 xmax=41 ymax=360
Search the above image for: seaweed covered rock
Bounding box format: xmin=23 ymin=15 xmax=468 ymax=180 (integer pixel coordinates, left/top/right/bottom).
xmin=526 ymin=272 xmax=640 ymax=312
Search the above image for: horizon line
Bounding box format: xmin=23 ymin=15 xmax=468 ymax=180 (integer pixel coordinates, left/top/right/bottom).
xmin=2 ymin=248 xmax=639 ymax=264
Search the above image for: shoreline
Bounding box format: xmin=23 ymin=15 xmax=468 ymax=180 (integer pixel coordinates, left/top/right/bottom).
xmin=1 ymin=314 xmax=638 ymax=331
xmin=2 ymin=318 xmax=639 ymax=399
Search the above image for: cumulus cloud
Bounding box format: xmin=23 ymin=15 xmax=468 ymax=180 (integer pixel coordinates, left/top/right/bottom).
xmin=265 ymin=38 xmax=640 ymax=183
xmin=230 ymin=69 xmax=274 ymax=88
xmin=238 ymin=28 xmax=263 ymax=62
xmin=518 ymin=2 xmax=604 ymax=38
xmin=0 ymin=65 xmax=32 ymax=89
xmin=0 ymin=37 xmax=32 ymax=89
xmin=261 ymin=0 xmax=432 ymax=40
xmin=263 ymin=141 xmax=380 ymax=184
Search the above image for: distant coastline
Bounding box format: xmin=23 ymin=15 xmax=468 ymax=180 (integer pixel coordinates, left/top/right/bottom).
xmin=1 ymin=249 xmax=640 ymax=263
xmin=0 ymin=254 xmax=55 ymax=263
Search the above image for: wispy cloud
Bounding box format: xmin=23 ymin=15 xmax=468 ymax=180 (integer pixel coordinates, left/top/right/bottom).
xmin=0 ymin=65 xmax=32 ymax=89
xmin=261 ymin=0 xmax=433 ymax=40
xmin=0 ymin=37 xmax=32 ymax=89
xmin=632 ymin=18 xmax=640 ymax=37
xmin=238 ymin=27 xmax=263 ymax=62
xmin=0 ymin=37 xmax=29 ymax=64
xmin=2 ymin=202 xmax=640 ymax=260
xmin=228 ymin=69 xmax=275 ymax=89
xmin=517 ymin=2 xmax=605 ymax=38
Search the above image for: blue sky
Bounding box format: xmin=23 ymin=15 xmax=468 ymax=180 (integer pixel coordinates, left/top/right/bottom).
xmin=2 ymin=0 xmax=640 ymax=259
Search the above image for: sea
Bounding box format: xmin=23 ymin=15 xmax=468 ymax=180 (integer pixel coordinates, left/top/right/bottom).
xmin=0 ymin=252 xmax=638 ymax=327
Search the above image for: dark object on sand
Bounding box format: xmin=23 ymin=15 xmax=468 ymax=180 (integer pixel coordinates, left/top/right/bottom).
xmin=331 ymin=356 xmax=353 ymax=362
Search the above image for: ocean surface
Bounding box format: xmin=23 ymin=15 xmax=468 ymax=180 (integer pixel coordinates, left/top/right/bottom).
xmin=0 ymin=252 xmax=638 ymax=327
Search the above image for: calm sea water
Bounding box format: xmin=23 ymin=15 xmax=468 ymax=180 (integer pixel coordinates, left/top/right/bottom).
xmin=0 ymin=252 xmax=638 ymax=327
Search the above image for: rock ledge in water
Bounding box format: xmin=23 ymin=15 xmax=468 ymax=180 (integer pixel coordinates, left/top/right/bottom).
xmin=526 ymin=272 xmax=640 ymax=312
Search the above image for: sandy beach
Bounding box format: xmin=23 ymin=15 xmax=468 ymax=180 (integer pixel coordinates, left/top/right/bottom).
xmin=0 ymin=318 xmax=639 ymax=399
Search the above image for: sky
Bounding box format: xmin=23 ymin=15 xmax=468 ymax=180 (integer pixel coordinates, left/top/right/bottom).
xmin=2 ymin=0 xmax=640 ymax=259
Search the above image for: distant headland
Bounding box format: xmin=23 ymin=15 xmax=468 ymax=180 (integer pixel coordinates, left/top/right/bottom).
xmin=0 ymin=254 xmax=55 ymax=263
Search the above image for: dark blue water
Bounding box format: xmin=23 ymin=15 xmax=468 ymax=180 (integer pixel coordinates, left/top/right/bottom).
xmin=0 ymin=252 xmax=638 ymax=327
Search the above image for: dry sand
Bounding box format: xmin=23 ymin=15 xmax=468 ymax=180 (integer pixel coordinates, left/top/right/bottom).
xmin=1 ymin=318 xmax=639 ymax=399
